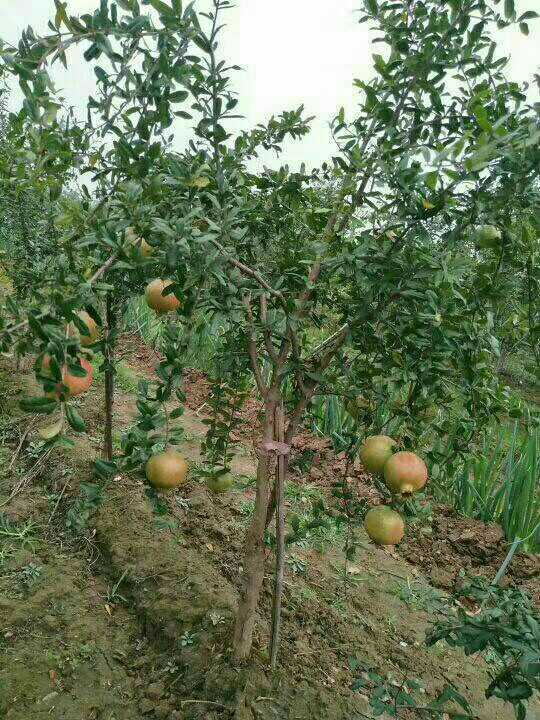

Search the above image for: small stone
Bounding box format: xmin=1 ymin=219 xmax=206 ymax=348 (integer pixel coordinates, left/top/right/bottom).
xmin=41 ymin=692 xmax=58 ymax=704
xmin=145 ymin=681 xmax=165 ymax=701
xmin=139 ymin=698 xmax=155 ymax=715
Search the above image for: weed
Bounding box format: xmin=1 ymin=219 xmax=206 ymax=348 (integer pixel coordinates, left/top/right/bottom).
xmin=286 ymin=554 xmax=307 ymax=575
xmin=154 ymin=516 xmax=179 ymax=532
xmin=65 ymin=482 xmax=105 ymax=533
xmin=180 ymin=630 xmax=197 ymax=647
xmin=392 ymin=578 xmax=447 ymax=613
xmin=0 ymin=545 xmax=14 ymax=567
xmin=175 ymin=496 xmax=190 ymax=512
xmin=19 ymin=562 xmax=42 ymax=587
xmin=207 ymin=611 xmax=226 ymax=627
xmin=239 ymin=499 xmax=255 ymax=517
xmin=0 ymin=515 xmax=38 ymax=549
xmin=102 ymin=568 xmax=129 ymax=605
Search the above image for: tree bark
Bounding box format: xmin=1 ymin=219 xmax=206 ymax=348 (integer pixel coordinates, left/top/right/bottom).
xmin=103 ymin=294 xmax=116 ymax=461
xmin=233 ymin=397 xmax=276 ymax=661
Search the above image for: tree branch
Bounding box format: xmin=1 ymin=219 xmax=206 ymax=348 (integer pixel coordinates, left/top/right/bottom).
xmin=260 ymin=294 xmax=279 ymax=364
xmin=243 ymin=294 xmax=268 ymax=397
xmin=209 ymin=236 xmax=284 ymax=302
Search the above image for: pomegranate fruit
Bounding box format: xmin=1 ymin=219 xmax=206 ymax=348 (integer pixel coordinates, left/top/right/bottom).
xmin=206 ymin=473 xmax=234 ymax=494
xmin=126 ymin=226 xmax=154 ymax=257
xmin=145 ymin=279 xmax=181 ymax=314
xmin=43 ymin=357 xmax=94 ymax=399
xmin=360 ymin=435 xmax=396 ymax=475
xmin=364 ymin=506 xmax=405 ymax=545
xmin=146 ymin=450 xmax=188 ymax=490
xmin=384 ymin=451 xmax=428 ymax=494
xmin=74 ymin=310 xmax=100 ymax=347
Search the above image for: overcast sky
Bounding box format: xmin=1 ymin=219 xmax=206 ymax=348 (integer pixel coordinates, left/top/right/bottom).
xmin=2 ymin=1 xmax=539 ymax=169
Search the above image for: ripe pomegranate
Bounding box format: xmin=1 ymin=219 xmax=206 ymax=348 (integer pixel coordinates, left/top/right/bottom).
xmin=126 ymin=226 xmax=154 ymax=257
xmin=74 ymin=310 xmax=100 ymax=347
xmin=364 ymin=506 xmax=405 ymax=545
xmin=145 ymin=279 xmax=181 ymax=314
xmin=43 ymin=356 xmax=94 ymax=399
xmin=360 ymin=435 xmax=396 ymax=475
xmin=206 ymin=473 xmax=234 ymax=494
xmin=146 ymin=450 xmax=188 ymax=490
xmin=384 ymin=451 xmax=428 ymax=495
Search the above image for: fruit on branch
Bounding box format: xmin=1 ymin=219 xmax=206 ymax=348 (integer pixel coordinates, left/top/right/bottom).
xmin=206 ymin=473 xmax=234 ymax=494
xmin=360 ymin=435 xmax=396 ymax=475
xmin=364 ymin=506 xmax=405 ymax=545
xmin=473 ymin=225 xmax=502 ymax=250
xmin=43 ymin=356 xmax=94 ymax=398
xmin=146 ymin=450 xmax=188 ymax=490
xmin=145 ymin=278 xmax=181 ymax=315
xmin=126 ymin=226 xmax=154 ymax=258
xmin=69 ymin=310 xmax=100 ymax=347
xmin=383 ymin=451 xmax=428 ymax=495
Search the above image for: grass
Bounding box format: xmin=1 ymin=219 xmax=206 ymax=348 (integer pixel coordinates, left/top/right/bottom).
xmin=122 ymin=298 xmax=228 ymax=376
xmin=449 ymin=425 xmax=540 ymax=552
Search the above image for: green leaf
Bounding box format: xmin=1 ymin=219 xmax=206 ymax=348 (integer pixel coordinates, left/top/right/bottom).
xmin=518 ymin=11 xmax=539 ymax=20
xmin=504 ymin=0 xmax=515 ymax=20
xmin=519 ymin=22 xmax=529 ymax=35
xmin=146 ymin=0 xmax=174 ymax=15
xmin=20 ymin=397 xmax=57 ymax=414
xmin=66 ymin=405 xmax=86 ymax=432
xmin=38 ymin=419 xmax=64 ymax=440
xmin=169 ymin=90 xmax=189 ymax=102
xmin=94 ymin=459 xmax=118 ymax=478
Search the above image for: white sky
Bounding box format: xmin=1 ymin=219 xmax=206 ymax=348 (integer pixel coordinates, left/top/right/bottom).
xmin=2 ymin=1 xmax=539 ymax=169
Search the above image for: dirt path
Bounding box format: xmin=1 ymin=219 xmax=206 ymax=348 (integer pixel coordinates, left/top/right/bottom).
xmin=1 ymin=355 xmax=538 ymax=720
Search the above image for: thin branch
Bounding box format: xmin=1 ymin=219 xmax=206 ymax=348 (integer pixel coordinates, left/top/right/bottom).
xmin=210 ymin=236 xmax=284 ymax=302
xmin=243 ymin=294 xmax=268 ymax=397
xmin=260 ymin=294 xmax=279 ymax=364
xmin=285 ymin=323 xmax=349 ymax=443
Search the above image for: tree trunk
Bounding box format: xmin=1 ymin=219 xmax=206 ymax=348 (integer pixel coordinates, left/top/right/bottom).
xmin=103 ymin=294 xmax=116 ymax=461
xmin=233 ymin=399 xmax=276 ymax=661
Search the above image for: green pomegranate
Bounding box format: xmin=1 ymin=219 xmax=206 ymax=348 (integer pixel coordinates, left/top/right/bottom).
xmin=364 ymin=506 xmax=405 ymax=545
xmin=206 ymin=473 xmax=234 ymax=494
xmin=360 ymin=435 xmax=396 ymax=475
